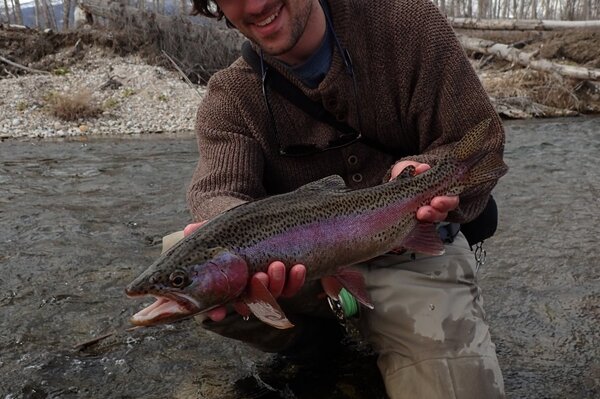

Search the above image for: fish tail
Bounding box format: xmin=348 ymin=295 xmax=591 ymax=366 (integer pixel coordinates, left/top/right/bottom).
xmin=450 ymin=119 xmax=508 ymax=190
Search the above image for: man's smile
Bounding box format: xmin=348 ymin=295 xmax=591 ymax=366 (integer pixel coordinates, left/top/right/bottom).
xmin=255 ymin=4 xmax=283 ymax=27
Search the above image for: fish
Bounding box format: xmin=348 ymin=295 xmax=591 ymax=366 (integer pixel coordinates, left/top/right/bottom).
xmin=125 ymin=119 xmax=507 ymax=329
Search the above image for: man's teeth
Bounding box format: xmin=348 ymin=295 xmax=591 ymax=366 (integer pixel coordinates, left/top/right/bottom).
xmin=256 ymin=10 xmax=279 ymax=27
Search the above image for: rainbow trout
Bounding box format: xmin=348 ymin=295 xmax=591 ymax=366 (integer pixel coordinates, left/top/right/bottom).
xmin=126 ymin=119 xmax=507 ymax=329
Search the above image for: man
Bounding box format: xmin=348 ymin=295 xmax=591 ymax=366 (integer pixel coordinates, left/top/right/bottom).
xmin=180 ymin=0 xmax=508 ymax=397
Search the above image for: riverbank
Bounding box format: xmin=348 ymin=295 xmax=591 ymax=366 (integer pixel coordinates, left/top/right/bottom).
xmin=1 ymin=25 xmax=600 ymax=139
xmin=0 ymin=26 xmax=202 ymax=139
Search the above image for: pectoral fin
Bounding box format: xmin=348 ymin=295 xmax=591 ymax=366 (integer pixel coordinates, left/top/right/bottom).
xmin=242 ymin=278 xmax=294 ymax=329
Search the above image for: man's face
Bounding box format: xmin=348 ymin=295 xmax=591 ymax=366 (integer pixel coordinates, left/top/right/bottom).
xmin=216 ymin=0 xmax=317 ymax=59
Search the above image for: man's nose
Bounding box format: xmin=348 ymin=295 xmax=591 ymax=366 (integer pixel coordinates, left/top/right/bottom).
xmin=244 ymin=0 xmax=271 ymax=16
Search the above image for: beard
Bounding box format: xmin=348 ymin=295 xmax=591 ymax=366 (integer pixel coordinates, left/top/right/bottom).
xmin=250 ymin=0 xmax=315 ymax=58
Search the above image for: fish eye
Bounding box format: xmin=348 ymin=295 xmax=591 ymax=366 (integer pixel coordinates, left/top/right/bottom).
xmin=169 ymin=271 xmax=189 ymax=288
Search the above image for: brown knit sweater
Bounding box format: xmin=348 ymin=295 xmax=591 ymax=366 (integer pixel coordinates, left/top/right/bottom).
xmin=187 ymin=0 xmax=507 ymax=223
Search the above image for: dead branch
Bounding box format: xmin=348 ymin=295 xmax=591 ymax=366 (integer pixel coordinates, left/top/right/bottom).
xmin=161 ymin=50 xmax=203 ymax=98
xmin=449 ymin=18 xmax=600 ymax=31
xmin=458 ymin=35 xmax=600 ymax=81
xmin=0 ymin=55 xmax=51 ymax=74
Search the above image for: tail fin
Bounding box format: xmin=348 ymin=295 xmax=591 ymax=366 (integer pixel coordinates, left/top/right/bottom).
xmin=449 ymin=119 xmax=508 ymax=190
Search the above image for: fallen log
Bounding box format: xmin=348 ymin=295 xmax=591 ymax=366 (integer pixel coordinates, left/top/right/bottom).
xmin=458 ymin=34 xmax=600 ymax=81
xmin=0 ymin=55 xmax=51 ymax=74
xmin=490 ymin=96 xmax=578 ymax=118
xmin=449 ymin=17 xmax=600 ymax=31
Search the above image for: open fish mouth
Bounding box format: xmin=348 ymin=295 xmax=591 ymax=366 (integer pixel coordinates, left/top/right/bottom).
xmin=128 ymin=293 xmax=201 ymax=326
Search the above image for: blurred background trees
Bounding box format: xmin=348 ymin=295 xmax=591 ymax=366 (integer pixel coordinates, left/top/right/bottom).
xmin=1 ymin=0 xmax=599 ymax=30
xmin=433 ymin=0 xmax=599 ymax=20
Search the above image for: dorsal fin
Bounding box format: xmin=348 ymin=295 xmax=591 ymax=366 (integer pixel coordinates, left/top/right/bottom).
xmin=294 ymin=175 xmax=349 ymax=193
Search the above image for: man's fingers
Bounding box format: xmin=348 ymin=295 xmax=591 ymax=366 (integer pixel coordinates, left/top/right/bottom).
xmin=266 ymin=262 xmax=286 ymax=298
xmin=416 ymin=206 xmax=446 ymax=223
xmin=414 ymin=163 xmax=431 ymax=175
xmin=252 ymin=271 xmax=269 ymax=288
xmin=210 ymin=262 xmax=307 ymax=322
xmin=430 ymin=196 xmax=459 ymax=213
xmin=281 ymin=264 xmax=306 ymax=298
xmin=417 ymin=196 xmax=459 ymax=223
xmin=390 ymin=161 xmax=431 ymax=180
xmin=184 ymin=221 xmax=207 ymax=236
xmin=260 ymin=262 xmax=307 ymax=299
xmin=206 ymin=306 xmax=227 ymax=322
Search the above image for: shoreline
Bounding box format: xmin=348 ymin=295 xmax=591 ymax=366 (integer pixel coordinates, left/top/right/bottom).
xmin=2 ymin=27 xmax=599 ymax=140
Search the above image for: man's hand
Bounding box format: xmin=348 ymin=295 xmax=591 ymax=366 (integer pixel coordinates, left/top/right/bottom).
xmin=390 ymin=161 xmax=459 ymax=223
xmin=183 ymin=222 xmax=307 ymax=322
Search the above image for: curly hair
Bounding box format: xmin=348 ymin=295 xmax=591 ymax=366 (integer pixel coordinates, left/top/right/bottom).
xmin=190 ymin=0 xmax=224 ymax=19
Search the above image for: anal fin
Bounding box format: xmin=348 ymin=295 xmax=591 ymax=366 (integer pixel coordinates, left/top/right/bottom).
xmin=401 ymin=223 xmax=445 ymax=256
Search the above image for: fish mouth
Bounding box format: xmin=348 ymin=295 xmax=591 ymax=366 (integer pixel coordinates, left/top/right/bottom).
xmin=128 ymin=293 xmax=201 ymax=326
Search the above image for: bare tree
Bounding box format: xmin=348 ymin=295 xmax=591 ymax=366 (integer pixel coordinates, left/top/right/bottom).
xmin=582 ymin=0 xmax=591 ymax=18
xmin=40 ymin=0 xmax=57 ymax=29
xmin=479 ymin=0 xmax=490 ymax=18
xmin=531 ymin=0 xmax=538 ymax=18
xmin=63 ymin=0 xmax=72 ymax=29
xmin=33 ymin=0 xmax=41 ymax=27
xmin=178 ymin=0 xmax=187 ymax=15
xmin=564 ymin=0 xmax=576 ymax=19
xmin=466 ymin=0 xmax=473 ymax=17
xmin=2 ymin=0 xmax=10 ymax=24
xmin=11 ymin=0 xmax=23 ymax=24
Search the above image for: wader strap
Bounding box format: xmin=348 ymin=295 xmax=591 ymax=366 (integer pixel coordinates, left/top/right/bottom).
xmin=241 ymin=41 xmax=401 ymax=157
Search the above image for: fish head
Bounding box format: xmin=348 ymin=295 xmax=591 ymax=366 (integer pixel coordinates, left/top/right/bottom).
xmin=125 ymin=247 xmax=248 ymax=326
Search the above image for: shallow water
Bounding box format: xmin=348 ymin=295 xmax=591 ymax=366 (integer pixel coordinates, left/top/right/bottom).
xmin=484 ymin=117 xmax=600 ymax=399
xmin=0 ymin=117 xmax=599 ymax=398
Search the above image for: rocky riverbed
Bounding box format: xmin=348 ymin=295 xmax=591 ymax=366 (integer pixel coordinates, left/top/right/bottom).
xmin=1 ymin=117 xmax=599 ymax=399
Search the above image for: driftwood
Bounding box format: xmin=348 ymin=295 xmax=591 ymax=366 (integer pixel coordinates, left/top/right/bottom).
xmin=0 ymin=55 xmax=51 ymax=74
xmin=490 ymin=96 xmax=578 ymax=119
xmin=458 ymin=35 xmax=600 ymax=81
xmin=449 ymin=18 xmax=600 ymax=31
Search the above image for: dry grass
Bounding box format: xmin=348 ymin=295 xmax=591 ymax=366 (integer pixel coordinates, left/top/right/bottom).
xmin=481 ymin=66 xmax=598 ymax=113
xmin=46 ymin=90 xmax=103 ymax=121
xmin=105 ymin=12 xmax=243 ymax=84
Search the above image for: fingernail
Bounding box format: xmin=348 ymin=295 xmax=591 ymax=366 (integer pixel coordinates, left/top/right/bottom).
xmin=273 ymin=268 xmax=283 ymax=280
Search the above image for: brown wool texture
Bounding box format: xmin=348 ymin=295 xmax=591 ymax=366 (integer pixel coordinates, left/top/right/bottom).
xmin=187 ymin=0 xmax=507 ymax=223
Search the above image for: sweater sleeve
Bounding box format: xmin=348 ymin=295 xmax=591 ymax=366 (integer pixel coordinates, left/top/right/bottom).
xmin=186 ymin=72 xmax=267 ymax=221
xmin=389 ymin=0 xmax=508 ymax=223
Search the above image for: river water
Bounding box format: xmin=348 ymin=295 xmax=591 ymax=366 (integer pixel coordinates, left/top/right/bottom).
xmin=0 ymin=117 xmax=598 ymax=399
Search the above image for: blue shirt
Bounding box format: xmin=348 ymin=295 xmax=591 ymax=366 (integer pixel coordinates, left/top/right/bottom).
xmin=289 ymin=12 xmax=334 ymax=88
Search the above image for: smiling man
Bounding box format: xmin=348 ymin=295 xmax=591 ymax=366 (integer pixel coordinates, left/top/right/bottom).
xmin=181 ymin=0 xmax=507 ymax=397
xmin=217 ymin=0 xmax=323 ymax=64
